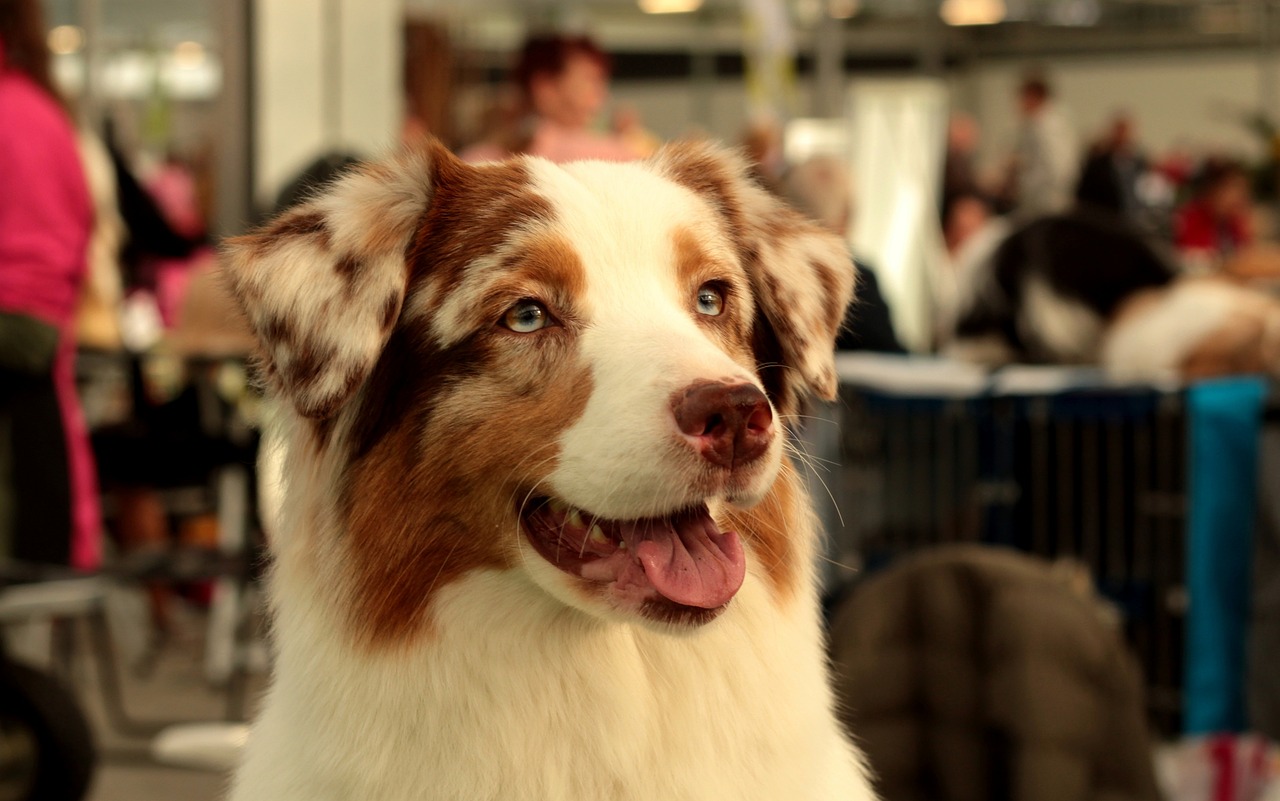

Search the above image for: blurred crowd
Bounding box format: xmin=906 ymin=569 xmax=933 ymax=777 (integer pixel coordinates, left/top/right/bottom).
xmin=942 ymin=71 xmax=1280 ymax=281
xmin=6 ymin=0 xmax=1280 ymax=618
xmin=3 ymin=0 xmax=226 ymax=635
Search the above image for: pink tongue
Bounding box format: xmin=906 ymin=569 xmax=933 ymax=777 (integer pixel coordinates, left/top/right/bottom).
xmin=630 ymin=513 xmax=746 ymax=609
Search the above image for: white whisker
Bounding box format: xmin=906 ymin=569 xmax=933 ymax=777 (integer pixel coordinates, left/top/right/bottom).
xmin=783 ymin=438 xmax=845 ymax=529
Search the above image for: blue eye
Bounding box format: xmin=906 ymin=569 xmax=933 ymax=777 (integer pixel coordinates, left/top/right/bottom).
xmin=502 ymin=300 xmax=550 ymax=333
xmin=696 ymin=284 xmax=725 ymax=316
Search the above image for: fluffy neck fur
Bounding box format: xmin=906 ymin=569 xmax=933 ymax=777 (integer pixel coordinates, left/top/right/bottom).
xmin=230 ymin=416 xmax=871 ymax=801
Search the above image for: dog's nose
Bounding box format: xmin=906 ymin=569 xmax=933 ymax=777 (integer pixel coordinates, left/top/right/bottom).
xmin=672 ymin=382 xmax=774 ymax=469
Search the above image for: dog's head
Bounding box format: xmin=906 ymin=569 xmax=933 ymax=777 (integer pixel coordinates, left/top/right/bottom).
xmin=226 ymin=139 xmax=852 ymax=641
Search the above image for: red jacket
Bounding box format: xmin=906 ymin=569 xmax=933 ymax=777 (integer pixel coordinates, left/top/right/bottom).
xmin=1175 ymin=200 xmax=1251 ymax=258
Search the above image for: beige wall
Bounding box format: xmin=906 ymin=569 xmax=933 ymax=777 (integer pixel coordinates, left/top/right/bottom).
xmin=611 ymin=80 xmax=815 ymax=142
xmin=612 ymin=49 xmax=1277 ymax=171
xmin=255 ymin=0 xmax=403 ymax=206
xmin=955 ymin=50 xmax=1271 ymax=172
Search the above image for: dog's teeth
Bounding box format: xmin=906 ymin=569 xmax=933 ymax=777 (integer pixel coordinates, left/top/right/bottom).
xmin=618 ymin=539 xmax=627 ymax=550
xmin=568 ymin=510 xmax=585 ymax=528
xmin=589 ymin=525 xmax=608 ymax=545
xmin=548 ymin=499 xmax=568 ymax=514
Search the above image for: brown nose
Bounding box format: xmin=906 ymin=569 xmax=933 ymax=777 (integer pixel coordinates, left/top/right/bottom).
xmin=671 ymin=382 xmax=774 ymax=469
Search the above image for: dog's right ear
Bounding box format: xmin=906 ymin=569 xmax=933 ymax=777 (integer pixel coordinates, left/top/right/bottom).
xmin=223 ymin=142 xmax=446 ymax=419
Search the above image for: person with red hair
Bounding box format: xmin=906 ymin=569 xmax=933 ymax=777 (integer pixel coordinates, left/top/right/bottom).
xmin=462 ymin=33 xmax=641 ymax=164
xmin=0 ymin=0 xmax=100 ymax=570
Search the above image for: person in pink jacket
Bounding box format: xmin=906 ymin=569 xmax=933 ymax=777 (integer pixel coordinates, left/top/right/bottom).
xmin=0 ymin=0 xmax=100 ymax=570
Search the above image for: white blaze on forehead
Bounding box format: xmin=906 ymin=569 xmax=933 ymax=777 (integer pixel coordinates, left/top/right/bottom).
xmin=524 ymin=158 xmax=772 ymax=519
xmin=531 ymin=158 xmax=753 ymax=384
xmin=424 ymin=156 xmax=745 ymax=352
xmin=531 ymin=158 xmax=740 ymax=335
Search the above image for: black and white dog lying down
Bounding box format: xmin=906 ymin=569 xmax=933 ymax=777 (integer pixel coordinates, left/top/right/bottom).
xmin=946 ymin=212 xmax=1280 ymax=380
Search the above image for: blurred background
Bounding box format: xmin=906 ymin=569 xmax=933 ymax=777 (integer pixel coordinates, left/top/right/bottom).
xmin=8 ymin=1 xmax=1280 ymax=800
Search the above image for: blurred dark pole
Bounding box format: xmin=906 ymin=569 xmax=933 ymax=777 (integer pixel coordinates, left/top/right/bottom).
xmin=918 ymin=0 xmax=945 ymax=75
xmin=813 ymin=12 xmax=844 ymax=117
xmin=405 ymin=19 xmax=455 ymax=145
xmin=1262 ymin=0 xmax=1277 ymax=126
xmin=213 ymin=0 xmax=254 ymax=237
xmin=76 ymin=0 xmax=102 ymax=127
xmin=690 ymin=8 xmax=715 ymax=130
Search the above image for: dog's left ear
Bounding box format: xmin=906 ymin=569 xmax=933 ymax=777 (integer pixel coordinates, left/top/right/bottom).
xmin=653 ymin=141 xmax=856 ymax=415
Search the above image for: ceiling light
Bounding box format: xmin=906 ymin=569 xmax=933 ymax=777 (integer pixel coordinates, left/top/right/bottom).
xmin=102 ymin=51 xmax=155 ymax=99
xmin=638 ymin=0 xmax=703 ymax=13
xmin=940 ymin=0 xmax=1006 ymax=26
xmin=47 ymin=25 xmax=84 ymax=56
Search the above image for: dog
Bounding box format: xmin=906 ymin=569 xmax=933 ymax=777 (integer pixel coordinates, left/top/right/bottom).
xmin=946 ymin=211 xmax=1176 ymax=368
xmin=946 ymin=211 xmax=1280 ymax=380
xmin=222 ymin=138 xmax=876 ymax=801
xmin=1102 ymin=275 xmax=1280 ymax=380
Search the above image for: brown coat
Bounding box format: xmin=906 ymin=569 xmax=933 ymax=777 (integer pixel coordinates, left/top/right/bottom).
xmin=829 ymin=546 xmax=1160 ymax=801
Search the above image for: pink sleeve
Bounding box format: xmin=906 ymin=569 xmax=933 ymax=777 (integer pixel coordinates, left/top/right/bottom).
xmin=0 ymin=74 xmax=92 ymax=326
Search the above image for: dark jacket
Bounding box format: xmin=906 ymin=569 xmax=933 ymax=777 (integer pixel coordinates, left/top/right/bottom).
xmin=838 ymin=262 xmax=905 ymax=354
xmin=829 ymin=546 xmax=1161 ymax=801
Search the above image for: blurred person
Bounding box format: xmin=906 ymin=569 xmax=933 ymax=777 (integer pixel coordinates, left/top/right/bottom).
xmin=1155 ymin=144 xmax=1195 ymax=189
xmin=460 ymin=34 xmax=637 ymax=164
xmin=74 ymin=130 xmax=126 ymax=352
xmin=742 ymin=115 xmax=785 ymax=195
xmin=1011 ymin=72 xmax=1079 ymax=219
xmin=460 ymin=91 xmax=525 ymax=162
xmin=943 ymin=191 xmax=998 ymax=259
xmin=943 ymin=113 xmax=1016 ymax=217
xmin=937 ymin=190 xmax=1012 ymax=350
xmin=105 ymin=132 xmax=203 ymax=303
xmin=783 ymin=155 xmax=904 ymax=353
xmin=942 ymin=112 xmax=982 ymax=204
xmin=1076 ymin=112 xmax=1146 ymax=221
xmin=611 ymin=104 xmax=661 ymax=159
xmin=144 ymin=151 xmax=214 ymax=328
xmin=785 ymin=156 xmax=851 ymax=239
xmin=89 ymin=143 xmax=267 ymax=635
xmin=1175 ymin=158 xmax=1255 ymax=270
xmin=0 ymin=0 xmax=100 ymax=569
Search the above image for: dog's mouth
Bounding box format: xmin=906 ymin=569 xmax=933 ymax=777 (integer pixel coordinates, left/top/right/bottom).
xmin=519 ymin=497 xmax=746 ymax=623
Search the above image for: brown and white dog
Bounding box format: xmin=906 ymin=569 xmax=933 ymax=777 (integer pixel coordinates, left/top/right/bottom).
xmin=223 ymin=139 xmax=875 ymax=801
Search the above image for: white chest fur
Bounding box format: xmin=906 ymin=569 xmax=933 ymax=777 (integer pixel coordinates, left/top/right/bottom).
xmin=230 ymin=560 xmax=872 ymax=801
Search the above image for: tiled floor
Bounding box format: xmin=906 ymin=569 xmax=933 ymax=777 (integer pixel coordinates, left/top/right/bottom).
xmin=85 ymin=659 xmax=246 ymax=801
xmin=91 ymin=760 xmax=228 ymax=801
xmin=13 ymin=590 xmax=262 ymax=801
